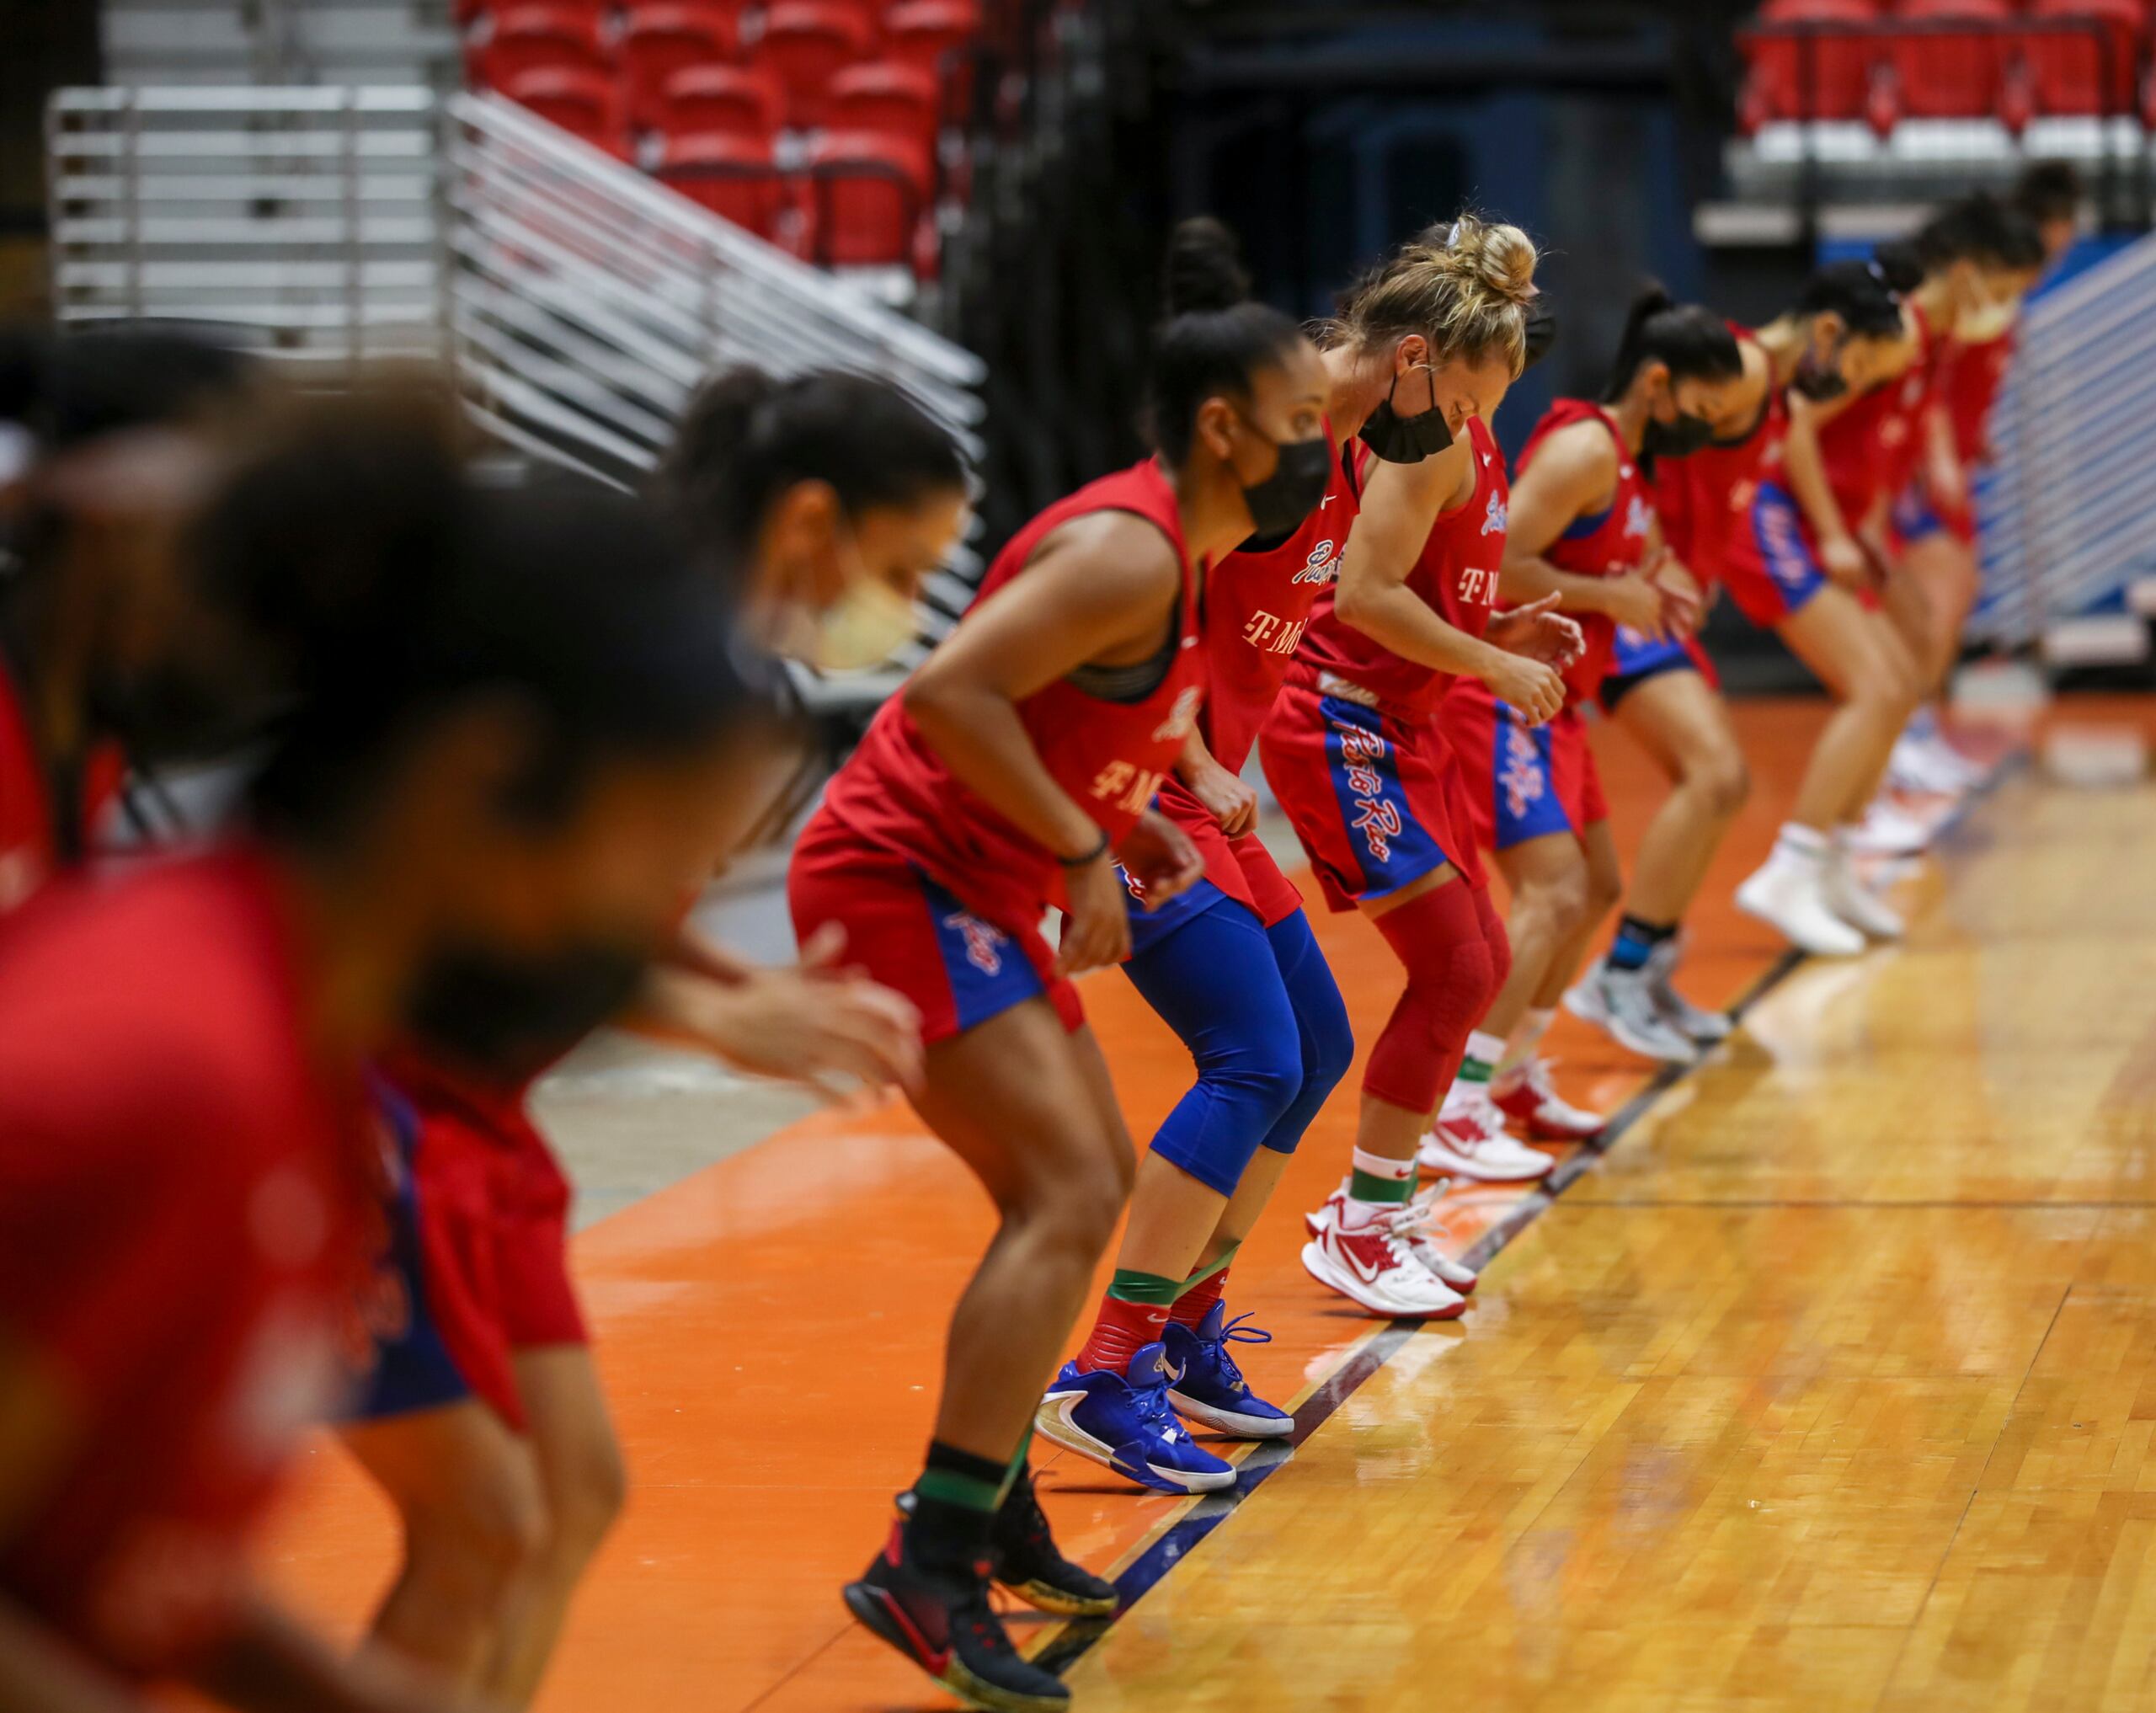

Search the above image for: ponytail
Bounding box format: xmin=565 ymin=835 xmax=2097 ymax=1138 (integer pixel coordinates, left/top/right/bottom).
xmin=1601 ymin=285 xmax=1742 ymax=403
xmin=1145 ymin=216 xmax=1305 ymax=464
xmin=1323 ymin=211 xmax=1540 ymax=376
xmin=656 ymin=366 xmax=965 ymax=561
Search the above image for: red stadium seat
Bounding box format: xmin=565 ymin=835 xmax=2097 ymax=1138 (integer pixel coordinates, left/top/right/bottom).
xmin=884 ymin=0 xmax=983 ymax=84
xmin=825 ymin=62 xmax=942 ymax=151
xmin=2022 ymin=0 xmax=2144 ymax=113
xmin=753 ymin=3 xmax=878 ymax=125
xmin=660 ymin=62 xmax=786 ymax=136
xmin=462 ymin=0 xmax=610 ymax=20
xmin=1737 ymin=24 xmax=1881 ymax=121
xmin=621 ymin=5 xmax=740 ymax=129
xmin=658 ymin=132 xmax=791 ymax=239
xmin=478 ymin=4 xmax=611 ymax=86
xmin=1886 ymin=2 xmax=2010 ymax=117
xmin=1760 ymin=0 xmax=1877 ymax=19
xmin=803 ymin=129 xmax=930 ymax=265
xmin=503 ymin=65 xmax=630 ymax=152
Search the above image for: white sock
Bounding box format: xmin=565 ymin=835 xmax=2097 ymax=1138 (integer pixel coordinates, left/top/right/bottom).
xmin=1771 ymin=822 xmax=1828 ymax=871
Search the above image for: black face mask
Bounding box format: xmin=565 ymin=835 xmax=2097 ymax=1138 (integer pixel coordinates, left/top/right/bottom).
xmin=1792 ymin=332 xmax=1851 ymax=402
xmin=1642 ymin=409 xmax=1716 ymax=462
xmin=1523 ymin=297 xmax=1559 ymax=371
xmin=403 ymin=937 xmax=652 ymax=1086
xmin=1358 ymin=366 xmax=1454 ymax=465
xmin=1238 ymin=428 xmax=1334 ymax=538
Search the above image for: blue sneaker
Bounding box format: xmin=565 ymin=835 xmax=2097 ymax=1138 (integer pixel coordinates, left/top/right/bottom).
xmin=1163 ymin=1303 xmax=1293 ymax=1439
xmin=1036 ymin=1342 xmax=1235 ymax=1495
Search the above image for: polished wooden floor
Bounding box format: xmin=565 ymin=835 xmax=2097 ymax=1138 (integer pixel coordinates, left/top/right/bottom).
xmin=263 ymin=693 xmax=2156 ymax=1713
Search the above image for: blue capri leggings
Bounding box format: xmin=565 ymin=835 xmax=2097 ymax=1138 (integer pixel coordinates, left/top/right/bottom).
xmin=1119 ymin=898 xmax=1356 ymax=1198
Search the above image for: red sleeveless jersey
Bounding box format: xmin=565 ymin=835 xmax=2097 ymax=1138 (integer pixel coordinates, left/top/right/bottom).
xmin=1939 ymin=328 xmax=2014 ymax=465
xmin=1294 ymin=417 xmax=1509 ymax=720
xmin=1652 ymin=324 xmax=1785 ymax=587
xmin=1195 ymin=430 xmax=1364 ymax=772
xmin=1515 ymin=400 xmax=1653 ymax=705
xmin=815 ymin=456 xmax=1206 ymax=921
xmin=1821 ymin=300 xmax=1936 ymax=521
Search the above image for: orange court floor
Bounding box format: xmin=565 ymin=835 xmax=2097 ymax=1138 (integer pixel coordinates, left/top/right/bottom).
xmin=260 ymin=690 xmax=2156 ymax=1713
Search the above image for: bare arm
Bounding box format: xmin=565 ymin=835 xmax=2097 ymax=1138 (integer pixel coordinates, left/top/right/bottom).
xmin=0 ymin=1605 xmax=149 ymax=1713
xmin=1499 ymin=424 xmax=1668 ymax=635
xmin=904 ymin=511 xmax=1182 ymax=863
xmin=191 ymin=1600 xmax=491 ymax=1713
xmin=1331 ymin=443 xmax=1513 ymax=680
xmin=1781 ymin=388 xmax=1869 ymax=584
xmin=1173 ymin=724 xmax=1256 ymax=838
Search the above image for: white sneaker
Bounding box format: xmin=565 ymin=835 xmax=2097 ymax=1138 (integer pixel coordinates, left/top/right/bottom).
xmin=1823 ymin=843 xmax=1904 ymax=940
xmin=1644 ymin=938 xmax=1732 ymax=1043
xmin=1417 ymin=1099 xmax=1556 ymax=1182
xmin=1562 ymin=967 xmax=1613 ymax=1029
xmin=1847 ymin=798 xmax=1932 ymax=857
xmin=1576 ymin=962 xmax=1699 ymax=1065
xmin=1736 ymin=857 xmax=1866 ymax=957
xmin=1306 ymin=1181 xmax=1479 ymax=1293
xmin=1299 ymin=1208 xmax=1466 ymax=1319
xmin=1888 ymin=734 xmax=1969 ymax=798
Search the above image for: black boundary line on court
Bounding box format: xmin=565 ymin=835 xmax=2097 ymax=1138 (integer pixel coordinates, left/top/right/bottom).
xmin=1030 ymin=945 xmax=1806 ymax=1677
xmin=1032 ymin=755 xmax=2024 ymax=1677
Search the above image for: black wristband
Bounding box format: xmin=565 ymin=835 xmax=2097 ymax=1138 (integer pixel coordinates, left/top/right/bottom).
xmin=1058 ymin=830 xmax=1111 ymax=868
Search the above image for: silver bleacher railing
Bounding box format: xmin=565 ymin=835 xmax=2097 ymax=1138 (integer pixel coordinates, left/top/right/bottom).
xmin=1972 ymin=229 xmax=2156 ymax=655
xmin=46 ymin=83 xmax=990 ymax=680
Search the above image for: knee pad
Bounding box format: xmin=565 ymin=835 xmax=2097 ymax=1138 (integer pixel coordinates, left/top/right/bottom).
xmin=1363 ymin=882 xmax=1497 ymax=1114
xmin=1468 ymin=883 xmax=1512 ymax=1010
xmin=1149 ymin=1011 xmax=1305 ymax=1195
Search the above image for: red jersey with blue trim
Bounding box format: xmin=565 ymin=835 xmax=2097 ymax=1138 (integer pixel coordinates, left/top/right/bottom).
xmin=1821 ymin=301 xmax=1936 ymax=524
xmin=0 ymin=848 xmax=378 ymax=1678
xmin=1516 ymin=400 xmax=1653 ymax=705
xmin=1652 ymin=324 xmax=1784 ymax=587
xmin=1293 ymin=417 xmax=1509 ymax=720
xmin=816 ymin=456 xmax=1207 ymax=924
xmin=1939 ymin=328 xmax=2015 ymax=466
xmin=1193 ymin=430 xmax=1363 ymax=773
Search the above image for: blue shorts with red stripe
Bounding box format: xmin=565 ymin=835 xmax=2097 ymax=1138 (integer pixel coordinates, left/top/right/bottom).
xmin=1722 ymin=480 xmax=1829 ymax=629
xmin=788 ymin=810 xmax=1082 ymax=1045
xmin=348 ymin=1081 xmax=473 ymax=1422
xmin=1598 ymin=627 xmax=1719 ymax=712
xmin=1438 ymin=687 xmax=1607 ymax=852
xmin=1257 ymin=681 xmax=1481 ymax=914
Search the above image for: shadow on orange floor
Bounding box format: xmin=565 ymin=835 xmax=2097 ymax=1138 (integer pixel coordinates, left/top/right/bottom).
xmin=258 ymin=695 xmax=2024 ymax=1713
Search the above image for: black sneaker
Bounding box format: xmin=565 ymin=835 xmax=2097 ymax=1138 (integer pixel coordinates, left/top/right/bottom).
xmin=991 ymin=1465 xmax=1118 ymax=1618
xmin=843 ymin=1516 xmax=1071 ymax=1712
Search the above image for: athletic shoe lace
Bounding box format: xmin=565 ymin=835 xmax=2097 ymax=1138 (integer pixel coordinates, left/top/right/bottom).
xmin=953 ymin=1578 xmax=1017 ymax=1657
xmin=1199 ymin=1312 xmax=1272 ymax=1391
xmin=1524 ymin=1058 xmax=1561 ymax=1100
xmin=1131 ymin=1371 xmax=1188 ymax=1444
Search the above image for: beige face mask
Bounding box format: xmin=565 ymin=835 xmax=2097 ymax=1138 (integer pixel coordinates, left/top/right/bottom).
xmin=1957 ymin=276 xmax=2022 ymax=344
xmin=801 ymin=573 xmax=919 ymax=673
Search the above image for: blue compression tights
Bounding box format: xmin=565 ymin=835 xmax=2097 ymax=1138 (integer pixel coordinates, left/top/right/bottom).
xmin=1119 ymin=900 xmax=1354 ymax=1198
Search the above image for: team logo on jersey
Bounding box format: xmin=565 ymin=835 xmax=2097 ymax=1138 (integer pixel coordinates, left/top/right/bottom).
xmin=1729 ymin=478 xmax=1758 ymax=514
xmin=1481 ymin=493 xmax=1508 ymax=536
xmin=1330 ymin=716 xmax=1401 ymax=863
xmin=1150 ymin=685 xmax=1202 ymax=744
xmin=1499 ymin=720 xmax=1548 ymax=819
xmin=1456 ymin=563 xmax=1501 ymax=611
xmin=1242 ymin=609 xmax=1307 ymax=656
xmin=1089 ymin=760 xmax=1166 ymax=815
xmin=1292 ymin=539 xmax=1342 ymax=584
xmin=941 ymin=909 xmax=1008 ymax=976
xmin=1623 ymin=495 xmax=1653 ymax=539
xmin=1879 ymin=418 xmax=1909 ymax=448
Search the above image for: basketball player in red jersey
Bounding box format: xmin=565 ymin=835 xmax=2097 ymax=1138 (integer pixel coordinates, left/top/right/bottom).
xmin=0 ymin=328 xmax=254 ymax=910
xmin=1042 ymin=217 xmax=1560 ymax=1480
xmin=1714 ymin=254 xmax=1938 ymax=957
xmin=1567 ymin=277 xmax=1886 ymax=1054
xmin=1878 ymin=198 xmax=2046 ymax=803
xmin=340 ymin=369 xmax=969 ymax=1709
xmin=1442 ymin=293 xmax=1742 ymax=1124
xmin=789 ymin=241 xmax=1331 ymax=1710
xmin=1254 ymin=218 xmax=1588 ymax=1315
xmin=0 ymin=404 xmax=769 ymax=1713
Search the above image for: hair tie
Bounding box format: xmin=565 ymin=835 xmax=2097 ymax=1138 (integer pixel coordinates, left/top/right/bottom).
xmin=1444 ymin=221 xmax=1460 ymax=248
xmin=1866 ymin=259 xmax=1886 ymax=282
